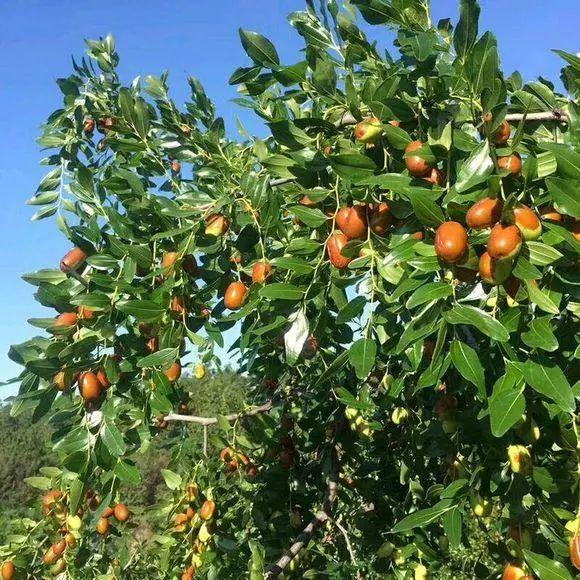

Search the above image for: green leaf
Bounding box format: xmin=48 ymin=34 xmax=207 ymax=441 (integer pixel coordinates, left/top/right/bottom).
xmin=259 ymin=283 xmax=304 ymax=301
xmin=444 ymin=305 xmax=509 ymax=342
xmin=539 ymin=142 xmax=580 ymax=180
xmin=349 ymin=338 xmax=377 ymax=380
xmin=455 ymin=141 xmax=494 ymax=193
xmin=453 ymin=0 xmax=480 ymax=61
xmin=337 ymin=296 xmax=367 ymax=324
xmin=546 ymin=177 xmax=580 ymax=218
xmin=289 ymin=205 xmax=329 ymax=227
xmin=239 ymin=29 xmax=280 ymax=67
xmin=525 ymin=281 xmax=559 ymax=314
xmin=407 ymin=190 xmax=445 ymax=226
xmin=137 ymin=347 xmax=179 ymax=369
xmin=521 ymin=316 xmax=558 ymax=352
xmin=519 ymin=359 xmax=575 ymax=413
xmin=23 ymin=476 xmax=52 ymax=490
xmin=116 ymin=299 xmax=165 ymax=322
xmin=442 ymin=508 xmax=462 ymax=547
xmin=522 ymin=550 xmax=573 ymax=580
xmin=22 ymin=269 xmax=67 ymax=286
xmin=101 ymin=421 xmax=126 ymax=457
xmin=526 ymin=241 xmax=563 ymax=265
xmin=392 ymin=500 xmax=454 ymax=533
xmin=406 ymin=282 xmax=453 ymax=309
xmin=488 ymin=371 xmax=525 ymax=437
xmin=273 ymin=256 xmax=314 ymax=275
xmin=160 ymin=469 xmax=182 ymax=490
xmin=313 ymin=350 xmax=349 ymax=387
xmin=330 ymin=154 xmax=377 ymax=182
xmin=114 ymin=460 xmax=142 ymax=485
xmin=450 ymin=340 xmax=485 ymax=398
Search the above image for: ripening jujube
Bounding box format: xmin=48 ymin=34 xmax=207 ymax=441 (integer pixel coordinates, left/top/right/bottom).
xmin=405 ymin=140 xmax=432 ymax=177
xmin=491 ymin=120 xmax=511 ymax=144
xmin=114 ymin=503 xmax=130 ymax=522
xmin=252 ymin=261 xmax=273 ymax=284
xmin=434 ymin=221 xmax=469 ymax=264
xmin=60 ymin=246 xmax=87 ymax=272
xmin=498 ymin=153 xmax=522 ymax=176
xmin=224 ymin=281 xmax=248 ymax=310
xmin=164 ymin=360 xmax=182 ymax=383
xmin=335 ymin=205 xmax=368 ymax=240
xmin=487 ymin=223 xmax=522 ymax=261
xmin=513 ymin=205 xmax=542 ymax=240
xmin=369 ymin=202 xmax=392 ymax=235
xmin=79 ymin=372 xmax=102 ymax=401
xmin=466 ymin=197 xmax=503 ymax=229
xmin=327 ymin=232 xmax=352 ymax=269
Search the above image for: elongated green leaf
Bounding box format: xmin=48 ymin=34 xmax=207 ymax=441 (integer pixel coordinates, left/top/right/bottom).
xmin=392 ymin=500 xmax=454 ymax=533
xmin=521 ymin=316 xmax=558 ymax=352
xmin=114 ymin=460 xmax=142 ymax=485
xmin=525 ymin=281 xmax=559 ymax=314
xmin=160 ymin=469 xmax=182 ymax=490
xmin=519 ymin=360 xmax=575 ymax=412
xmin=522 ymin=550 xmax=573 ymax=580
xmin=259 ymin=283 xmax=304 ymax=300
xmin=239 ymin=29 xmax=280 ymax=67
xmin=539 ymin=142 xmax=580 ymax=180
xmin=546 ymin=177 xmax=580 ymax=218
xmin=526 ymin=241 xmax=563 ymax=265
xmin=116 ymin=299 xmax=165 ymax=322
xmin=455 ymin=141 xmax=493 ymax=192
xmin=450 ymin=340 xmax=485 ymax=398
xmin=137 ymin=347 xmax=179 ymax=369
xmin=337 ymin=296 xmax=367 ymax=324
xmin=406 ymin=282 xmax=453 ymax=309
xmin=488 ymin=371 xmax=525 ymax=437
xmin=330 ymin=154 xmax=376 ymax=182
xmin=101 ymin=421 xmax=126 ymax=457
xmin=290 ymin=205 xmax=329 ymax=227
xmin=349 ymin=338 xmax=377 ymax=380
xmin=273 ymin=256 xmax=314 ymax=274
xmin=444 ymin=305 xmax=509 ymax=342
xmin=442 ymin=508 xmax=462 ymax=547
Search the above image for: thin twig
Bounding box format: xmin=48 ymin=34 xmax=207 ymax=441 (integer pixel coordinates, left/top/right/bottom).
xmin=164 ymin=400 xmax=272 ymax=426
xmin=331 ymin=516 xmax=357 ymax=566
xmin=266 ymin=448 xmax=340 ymax=579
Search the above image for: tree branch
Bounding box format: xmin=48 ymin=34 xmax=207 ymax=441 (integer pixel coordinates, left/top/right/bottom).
xmin=268 ymin=109 xmax=568 ymax=189
xmin=266 ymin=448 xmax=340 ymax=579
xmin=164 ymin=400 xmax=272 ymax=426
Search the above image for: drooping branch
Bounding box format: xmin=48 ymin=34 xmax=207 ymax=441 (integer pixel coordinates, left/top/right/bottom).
xmin=164 ymin=400 xmax=272 ymax=426
xmin=268 ymin=109 xmax=568 ymax=188
xmin=266 ymin=448 xmax=340 ymax=579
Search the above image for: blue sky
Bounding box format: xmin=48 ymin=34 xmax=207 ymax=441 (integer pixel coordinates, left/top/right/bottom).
xmin=0 ymin=0 xmax=578 ymax=397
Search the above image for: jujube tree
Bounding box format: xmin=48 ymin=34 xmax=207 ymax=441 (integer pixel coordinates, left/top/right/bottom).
xmin=2 ymin=0 xmax=580 ymax=578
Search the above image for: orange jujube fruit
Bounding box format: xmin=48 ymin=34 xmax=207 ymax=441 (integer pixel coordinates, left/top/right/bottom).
xmin=252 ymin=261 xmax=273 ymax=284
xmin=434 ymin=222 xmax=469 ymax=264
xmin=327 ymin=232 xmax=352 ymax=270
xmin=369 ymin=202 xmax=392 ymax=235
xmin=60 ymin=247 xmax=87 ymax=272
xmin=224 ymin=281 xmax=248 ymax=310
xmin=164 ymin=360 xmax=182 ymax=383
xmin=498 ymin=153 xmax=522 ymax=176
xmin=405 ymin=140 xmax=432 ymax=177
xmin=487 ymin=223 xmax=522 ymax=261
xmin=491 ymin=120 xmax=511 ymax=145
xmin=336 ymin=205 xmax=368 ymax=240
xmin=514 ymin=205 xmax=541 ymax=241
xmin=79 ymin=372 xmax=102 ymax=402
xmin=466 ymin=197 xmax=503 ymax=229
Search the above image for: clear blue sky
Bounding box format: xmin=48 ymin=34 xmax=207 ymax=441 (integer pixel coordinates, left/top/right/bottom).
xmin=1 ymin=0 xmax=578 ymax=397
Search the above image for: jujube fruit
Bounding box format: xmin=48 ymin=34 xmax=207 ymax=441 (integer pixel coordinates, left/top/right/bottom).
xmin=96 ymin=368 xmax=110 ymax=389
xmin=301 ymin=335 xmax=318 ymax=359
xmin=252 ymin=261 xmax=273 ymax=284
xmin=96 ymin=517 xmax=110 ymax=535
xmin=539 ymin=205 xmax=562 ymax=222
xmin=78 ymin=305 xmax=95 ymax=320
xmin=434 ymin=221 xmax=469 ymax=263
xmin=102 ymin=506 xmax=114 ymax=518
xmin=182 ymin=254 xmax=197 ymax=276
xmin=369 ymin=202 xmax=392 ymax=235
xmin=570 ymin=534 xmax=580 ymax=569
xmin=171 ymin=295 xmax=186 ymax=315
xmin=43 ymin=547 xmax=57 ymax=565
xmin=479 ymin=251 xmax=512 ymax=285
xmin=487 ymin=223 xmax=522 ymax=261
xmin=52 ymin=539 xmax=66 ymax=557
xmin=60 ymin=247 xmax=87 ymax=272
xmin=114 ymin=503 xmax=130 ymax=522
xmin=336 ymin=205 xmax=368 ymax=240
xmin=354 ymin=117 xmax=382 ymax=144
xmin=224 ymin=281 xmax=248 ymax=310
xmin=162 ymin=251 xmax=179 ymax=275
xmin=491 ymin=120 xmax=511 ymax=144
xmin=83 ymin=118 xmax=95 ymax=134
xmin=199 ymin=499 xmax=216 ymax=521
xmin=79 ymin=372 xmax=102 ymax=401
xmin=164 ymin=360 xmax=182 ymax=383
xmin=1 ymin=561 xmax=15 ymax=580
xmin=171 ymin=159 xmax=181 ymax=173
xmin=502 ymin=563 xmax=530 ymax=580
xmin=498 ymin=153 xmax=522 ymax=176
xmin=55 ymin=312 xmax=78 ymax=328
xmin=466 ymin=197 xmax=503 ymax=229
xmin=405 ymin=140 xmax=432 ymax=177
xmin=327 ymin=232 xmax=352 ymax=269
xmin=423 ymin=167 xmax=444 ymax=186
xmin=205 ymin=213 xmax=229 ymax=236
xmin=514 ymin=205 xmax=541 ymax=241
